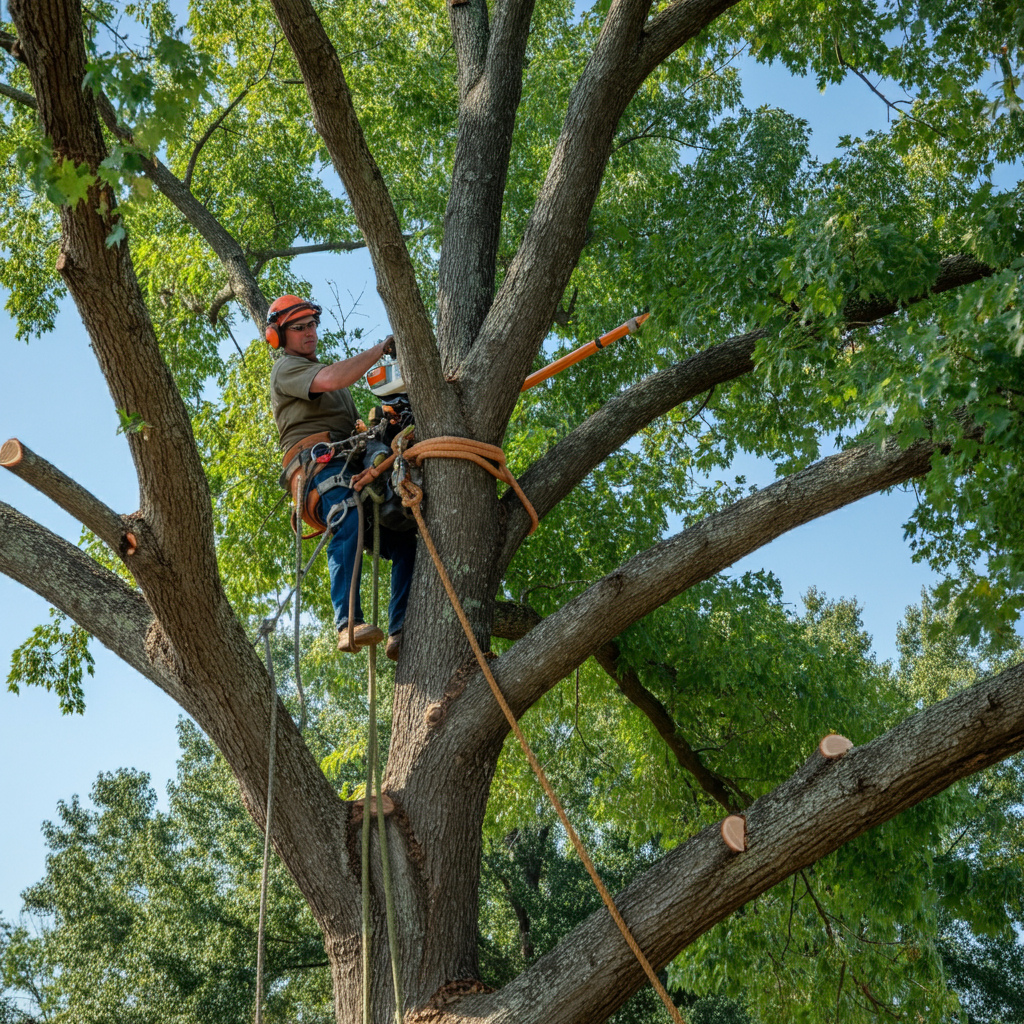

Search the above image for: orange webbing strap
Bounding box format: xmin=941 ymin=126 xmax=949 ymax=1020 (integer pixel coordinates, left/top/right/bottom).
xmin=397 ymin=478 xmax=684 ymax=1024
xmin=351 ymin=453 xmax=396 ymax=493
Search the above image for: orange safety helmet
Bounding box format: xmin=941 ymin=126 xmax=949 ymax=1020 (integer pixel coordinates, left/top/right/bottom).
xmin=265 ymin=295 xmax=323 ymax=350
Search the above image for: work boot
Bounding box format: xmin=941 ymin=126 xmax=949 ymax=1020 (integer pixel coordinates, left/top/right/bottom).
xmin=337 ymin=622 xmax=385 ymax=652
xmin=385 ymin=631 xmax=402 ymax=662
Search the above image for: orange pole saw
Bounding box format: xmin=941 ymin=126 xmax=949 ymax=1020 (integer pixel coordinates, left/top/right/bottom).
xmin=365 ymin=311 xmax=650 ymax=399
xmin=520 ymin=311 xmax=650 ymax=392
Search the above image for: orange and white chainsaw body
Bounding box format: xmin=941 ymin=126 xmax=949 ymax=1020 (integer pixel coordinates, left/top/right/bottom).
xmin=365 ymin=356 xmax=405 ymax=397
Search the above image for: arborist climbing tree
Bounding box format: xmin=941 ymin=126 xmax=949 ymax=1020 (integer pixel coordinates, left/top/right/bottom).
xmin=2 ymin=1 xmax=1024 ymax=1023
xmin=268 ymin=294 xmax=416 ymax=659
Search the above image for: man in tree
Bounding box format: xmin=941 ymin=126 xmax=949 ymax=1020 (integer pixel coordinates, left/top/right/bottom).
xmin=268 ymin=294 xmax=414 ymax=655
xmin=2 ymin=0 xmax=1023 ymax=1020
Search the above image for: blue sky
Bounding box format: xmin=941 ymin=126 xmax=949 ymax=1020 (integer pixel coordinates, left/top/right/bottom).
xmin=0 ymin=51 xmax=1017 ymax=929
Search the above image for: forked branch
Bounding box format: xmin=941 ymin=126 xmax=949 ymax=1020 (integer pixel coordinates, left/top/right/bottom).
xmin=459 ymin=657 xmax=1024 ymax=1024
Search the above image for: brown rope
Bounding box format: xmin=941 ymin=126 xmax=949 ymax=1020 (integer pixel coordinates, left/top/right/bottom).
xmin=353 ymin=435 xmax=539 ymax=534
xmin=405 ymin=437 xmax=538 ymax=534
xmin=397 ymin=475 xmax=683 ymax=1024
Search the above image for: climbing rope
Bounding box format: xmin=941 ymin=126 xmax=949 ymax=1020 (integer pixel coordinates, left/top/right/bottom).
xmin=353 ymin=436 xmax=539 ymax=535
xmin=253 ymin=445 xmax=410 ymax=1023
xmin=396 ymin=457 xmax=683 ymax=1024
xmin=293 ymin=471 xmax=308 ymax=731
xmin=360 ymin=496 xmax=373 ymax=1023
xmin=251 ymin=472 xmax=351 ymax=1021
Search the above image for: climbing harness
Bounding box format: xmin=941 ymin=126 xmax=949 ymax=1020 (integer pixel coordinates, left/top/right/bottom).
xmin=284 ymin=435 xmax=364 ymax=537
xmin=392 ymin=438 xmax=684 ymax=1024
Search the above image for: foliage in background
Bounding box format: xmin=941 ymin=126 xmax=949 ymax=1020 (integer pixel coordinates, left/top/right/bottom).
xmin=3 ymin=0 xmax=1024 ymax=1018
xmin=2 ymin=598 xmax=1022 ymax=1022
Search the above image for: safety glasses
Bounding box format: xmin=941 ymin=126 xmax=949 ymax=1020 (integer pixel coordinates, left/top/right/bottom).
xmin=286 ymin=319 xmax=321 ymax=333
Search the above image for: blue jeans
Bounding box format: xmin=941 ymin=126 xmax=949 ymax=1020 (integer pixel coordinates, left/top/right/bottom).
xmin=314 ymin=465 xmax=416 ymax=634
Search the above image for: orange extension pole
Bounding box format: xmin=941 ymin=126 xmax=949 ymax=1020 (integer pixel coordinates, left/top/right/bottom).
xmin=520 ymin=312 xmax=650 ymax=392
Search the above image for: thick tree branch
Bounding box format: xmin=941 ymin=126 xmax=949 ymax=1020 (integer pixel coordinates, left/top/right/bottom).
xmin=456 ymin=658 xmax=1024 ymax=1024
xmin=500 ymin=329 xmax=760 ymax=567
xmin=449 ymin=0 xmax=489 ymax=100
xmin=842 ymin=253 xmax=993 ymax=325
xmin=498 ymin=253 xmax=998 ymax=567
xmin=10 ymin=0 xmax=225 ymax=598
xmin=267 ymin=0 xmax=452 ymax=431
xmin=468 ymin=431 xmax=971 ymax=748
xmin=461 ymin=0 xmax=741 ymax=437
xmin=436 ymin=0 xmax=536 ymax=372
xmin=0 ymin=498 xmax=174 ymax=695
xmin=638 ymin=0 xmax=746 ymax=78
xmin=1 ymin=438 xmax=128 ymax=553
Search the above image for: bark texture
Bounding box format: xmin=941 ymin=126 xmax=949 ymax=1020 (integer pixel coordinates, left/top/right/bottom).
xmin=448 ymin=658 xmax=1024 ymax=1024
xmin=2 ymin=1 xmax=1020 ymax=1023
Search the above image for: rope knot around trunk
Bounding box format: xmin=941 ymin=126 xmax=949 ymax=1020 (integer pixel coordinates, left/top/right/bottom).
xmin=356 ymin=435 xmax=539 ymax=534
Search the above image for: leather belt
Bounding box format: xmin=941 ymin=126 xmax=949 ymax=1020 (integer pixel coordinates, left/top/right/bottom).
xmin=280 ymin=431 xmax=331 ymax=488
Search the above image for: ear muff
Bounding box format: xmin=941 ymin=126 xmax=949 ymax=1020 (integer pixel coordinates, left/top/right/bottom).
xmin=266 ymin=297 xmax=322 ymax=350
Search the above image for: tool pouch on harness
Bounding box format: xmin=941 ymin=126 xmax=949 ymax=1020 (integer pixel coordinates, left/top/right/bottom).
xmin=281 ymin=432 xmax=358 ymax=537
xmin=361 ymin=435 xmax=416 ymax=534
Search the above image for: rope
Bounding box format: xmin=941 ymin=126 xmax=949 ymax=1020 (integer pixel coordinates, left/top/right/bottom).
xmin=252 ymin=521 xmax=332 ymax=647
xmin=370 ymin=496 xmax=405 ymax=1021
xmin=397 ymin=473 xmax=684 ymax=1024
xmin=254 ymin=627 xmax=280 ymax=1024
xmin=253 ymin=472 xmax=356 ymax=1018
xmin=361 ymin=599 xmax=372 ymax=1022
xmin=409 ymin=437 xmax=539 ymax=533
xmin=351 ymin=435 xmax=539 ymax=535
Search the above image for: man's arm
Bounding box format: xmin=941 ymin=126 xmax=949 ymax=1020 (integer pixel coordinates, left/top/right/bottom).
xmin=310 ymin=336 xmax=394 ymax=393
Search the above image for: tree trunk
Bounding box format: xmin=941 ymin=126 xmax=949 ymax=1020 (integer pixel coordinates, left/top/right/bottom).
xmin=5 ymin=1 xmax=1023 ymax=1022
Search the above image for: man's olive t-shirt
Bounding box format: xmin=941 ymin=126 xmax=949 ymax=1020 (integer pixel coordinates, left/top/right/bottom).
xmin=270 ymin=352 xmax=359 ymax=452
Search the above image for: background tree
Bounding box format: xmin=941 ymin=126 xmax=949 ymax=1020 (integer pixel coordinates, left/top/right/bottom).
xmin=4 ymin=599 xmax=1022 ymax=1023
xmin=1 ymin=0 xmax=1023 ymax=1021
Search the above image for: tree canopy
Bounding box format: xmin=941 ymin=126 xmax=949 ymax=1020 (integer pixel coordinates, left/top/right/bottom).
xmin=1 ymin=0 xmax=1023 ymax=1021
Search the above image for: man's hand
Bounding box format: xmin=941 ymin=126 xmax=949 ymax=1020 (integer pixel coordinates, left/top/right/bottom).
xmin=382 ymin=334 xmax=396 ymax=358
